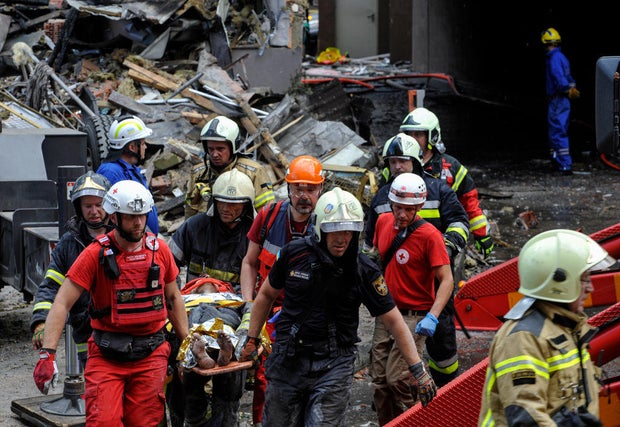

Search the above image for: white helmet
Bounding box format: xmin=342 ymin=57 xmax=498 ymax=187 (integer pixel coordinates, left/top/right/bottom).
xmin=399 ymin=108 xmax=444 ymax=153
xmin=382 ymin=133 xmax=424 ymax=168
xmin=200 ymin=116 xmax=240 ymax=153
xmin=313 ymin=187 xmax=364 ymax=242
xmin=103 ymin=180 xmax=154 ymax=215
xmin=388 ymin=173 xmax=427 ymax=205
xmin=108 ymin=115 xmax=153 ymax=150
xmin=518 ymin=229 xmax=616 ymax=303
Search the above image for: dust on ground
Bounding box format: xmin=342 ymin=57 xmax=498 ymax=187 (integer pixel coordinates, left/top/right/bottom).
xmin=2 ymin=153 xmax=619 ymax=426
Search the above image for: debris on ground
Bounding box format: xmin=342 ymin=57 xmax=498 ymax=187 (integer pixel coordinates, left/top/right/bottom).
xmin=0 ymin=1 xmax=520 ymax=279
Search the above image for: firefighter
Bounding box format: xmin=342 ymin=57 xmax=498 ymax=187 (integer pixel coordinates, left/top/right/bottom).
xmin=371 ymin=173 xmax=453 ymax=425
xmin=239 ymin=187 xmax=437 ymax=425
xmin=239 ymin=154 xmax=324 ymax=426
xmin=168 ymin=169 xmax=256 ymax=427
xmin=33 ymin=180 xmax=188 ymax=426
xmin=185 ymin=115 xmax=275 ymax=218
xmin=97 ymin=114 xmax=160 ymax=235
xmin=364 ymin=133 xmax=468 ymax=388
xmin=400 ymin=107 xmax=494 ymax=259
xmin=541 ymin=27 xmax=579 ymax=175
xmin=30 ymin=171 xmax=112 ymax=368
xmin=479 ymin=229 xmax=614 ymax=426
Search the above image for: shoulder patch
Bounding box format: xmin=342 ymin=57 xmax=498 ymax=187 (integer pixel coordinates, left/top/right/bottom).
xmin=512 ymin=369 xmax=536 ymax=386
xmin=372 ymin=275 xmax=389 ymax=296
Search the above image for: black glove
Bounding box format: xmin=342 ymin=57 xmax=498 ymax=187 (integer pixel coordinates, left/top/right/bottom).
xmin=475 ymin=235 xmax=494 ymax=259
xmin=444 ymin=239 xmax=458 ymax=260
xmin=408 ymin=362 xmax=437 ymax=407
xmin=239 ymin=336 xmax=261 ymax=366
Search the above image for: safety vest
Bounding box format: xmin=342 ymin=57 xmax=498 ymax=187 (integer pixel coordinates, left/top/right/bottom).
xmin=93 ymin=234 xmax=167 ymax=327
xmin=257 ymin=201 xmax=288 ymax=284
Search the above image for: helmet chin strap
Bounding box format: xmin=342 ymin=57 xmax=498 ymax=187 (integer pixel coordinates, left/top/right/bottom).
xmin=84 ymin=214 xmax=111 ymax=231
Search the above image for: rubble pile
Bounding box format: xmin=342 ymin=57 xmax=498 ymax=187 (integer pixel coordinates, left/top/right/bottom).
xmin=0 ymin=0 xmax=384 ymax=235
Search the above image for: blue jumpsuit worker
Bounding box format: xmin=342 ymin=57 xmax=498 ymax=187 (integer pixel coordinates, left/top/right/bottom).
xmin=542 ymin=27 xmax=580 ymax=174
xmin=364 ymin=133 xmax=469 ymax=387
xmin=30 ymin=171 xmax=112 ymax=368
xmin=97 ymin=115 xmax=160 ymax=234
xmin=240 ymin=187 xmax=437 ymax=426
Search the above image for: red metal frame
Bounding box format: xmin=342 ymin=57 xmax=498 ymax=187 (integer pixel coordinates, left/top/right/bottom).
xmin=389 ymin=301 xmax=620 ymax=426
xmin=456 ymin=223 xmax=620 ymax=331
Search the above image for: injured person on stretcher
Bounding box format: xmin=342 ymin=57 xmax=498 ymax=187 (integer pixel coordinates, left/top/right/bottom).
xmin=166 ymin=276 xmax=268 ymax=427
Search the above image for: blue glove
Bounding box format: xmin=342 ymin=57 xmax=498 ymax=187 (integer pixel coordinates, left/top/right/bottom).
xmin=415 ymin=313 xmax=439 ymax=336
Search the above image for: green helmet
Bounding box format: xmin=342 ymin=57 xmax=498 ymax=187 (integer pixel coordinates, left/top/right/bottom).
xmin=313 ymin=187 xmax=364 ymax=242
xmin=399 ymin=107 xmax=444 ymax=153
xmin=518 ymin=229 xmax=615 ymax=303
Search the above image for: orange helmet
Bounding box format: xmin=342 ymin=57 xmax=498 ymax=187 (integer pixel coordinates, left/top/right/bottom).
xmin=285 ymin=155 xmax=324 ymax=185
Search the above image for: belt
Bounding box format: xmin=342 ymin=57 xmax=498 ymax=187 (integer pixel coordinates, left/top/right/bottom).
xmin=399 ymin=308 xmax=428 ymax=317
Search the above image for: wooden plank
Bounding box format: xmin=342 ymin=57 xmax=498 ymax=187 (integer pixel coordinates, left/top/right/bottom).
xmin=123 ymin=59 xmax=226 ymax=114
xmin=236 ymin=96 xmax=289 ymax=181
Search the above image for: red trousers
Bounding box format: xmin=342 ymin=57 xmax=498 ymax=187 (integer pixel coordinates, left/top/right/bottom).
xmin=252 ymin=312 xmax=278 ymax=423
xmin=85 ymin=337 xmax=170 ymax=426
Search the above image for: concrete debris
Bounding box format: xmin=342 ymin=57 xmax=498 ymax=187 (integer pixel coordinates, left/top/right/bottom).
xmin=0 ymin=1 xmax=382 ymax=232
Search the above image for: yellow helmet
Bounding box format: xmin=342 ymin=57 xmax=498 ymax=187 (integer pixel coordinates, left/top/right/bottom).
xmin=541 ymin=28 xmax=561 ymax=45
xmin=313 ymin=187 xmax=364 ymax=242
xmin=518 ymin=229 xmax=615 ymax=303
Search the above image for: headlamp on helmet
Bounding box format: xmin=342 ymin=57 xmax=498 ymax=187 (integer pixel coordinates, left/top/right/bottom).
xmin=103 ymin=180 xmax=154 ymax=215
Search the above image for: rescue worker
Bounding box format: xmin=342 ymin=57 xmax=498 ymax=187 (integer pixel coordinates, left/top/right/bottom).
xmin=479 ymin=229 xmax=615 ymax=426
xmin=185 ymin=115 xmax=275 ymax=218
xmin=239 ymin=154 xmax=324 ymax=426
xmin=171 ymin=168 xmax=256 ymax=288
xmin=399 ymin=107 xmax=494 ymax=258
xmin=97 ymin=115 xmax=160 ymax=235
xmin=168 ymin=169 xmax=256 ymax=427
xmin=33 ymin=180 xmax=188 ymax=426
xmin=30 ymin=171 xmax=112 ymax=368
xmin=240 ymin=187 xmax=437 ymax=425
xmin=364 ymin=133 xmax=468 ymax=388
xmin=371 ymin=173 xmax=453 ymax=425
xmin=541 ymin=27 xmax=579 ymax=175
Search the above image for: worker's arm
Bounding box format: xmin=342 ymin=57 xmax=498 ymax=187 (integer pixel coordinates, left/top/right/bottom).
xmin=379 ymin=306 xmax=437 ymax=407
xmin=240 ymin=240 xmax=261 ymax=301
xmin=379 ymin=307 xmax=421 ymax=366
xmin=41 ymin=278 xmax=84 ymax=351
xmin=165 ymin=279 xmax=189 ymax=340
xmin=429 ymin=264 xmax=454 ymax=319
xmin=246 ymin=276 xmax=279 ymax=339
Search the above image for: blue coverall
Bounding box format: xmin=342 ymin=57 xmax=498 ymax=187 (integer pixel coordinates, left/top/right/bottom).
xmin=545 ymin=47 xmax=576 ymax=172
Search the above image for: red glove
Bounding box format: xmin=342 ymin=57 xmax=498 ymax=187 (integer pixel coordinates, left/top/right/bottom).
xmin=34 ymin=349 xmax=58 ymax=395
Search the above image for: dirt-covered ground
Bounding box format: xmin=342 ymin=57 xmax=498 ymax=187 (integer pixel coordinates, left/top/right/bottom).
xmin=2 ymin=155 xmax=619 ymax=426
xmin=1 ymin=89 xmax=620 ymax=426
